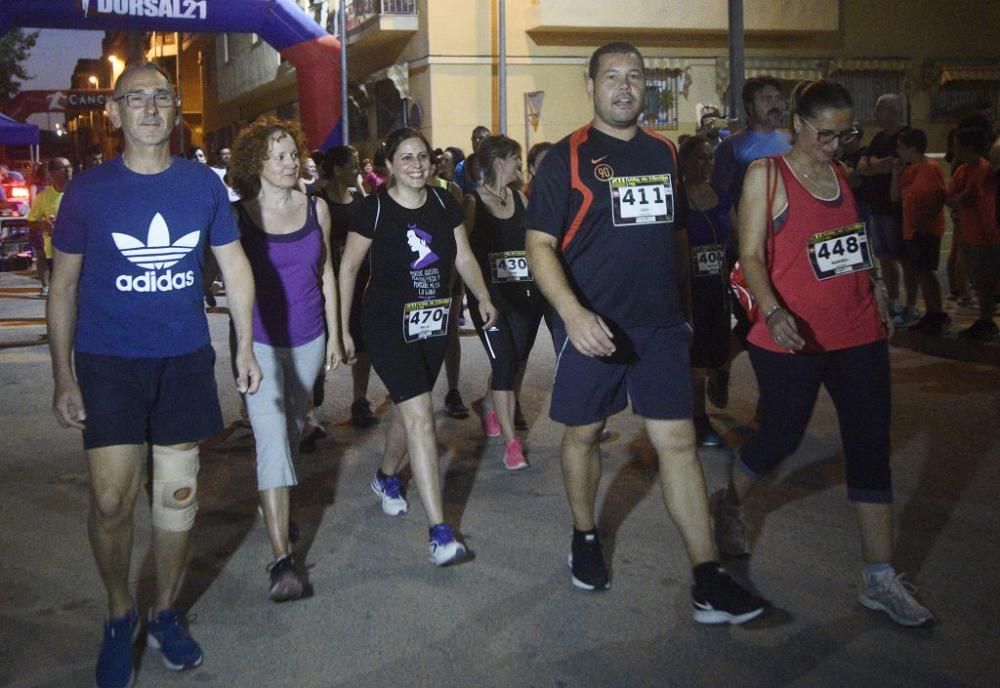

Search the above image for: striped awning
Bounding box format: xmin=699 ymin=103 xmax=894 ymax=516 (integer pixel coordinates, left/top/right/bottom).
xmin=826 ymin=58 xmax=909 ymax=74
xmin=938 ymin=66 xmax=1000 ymax=84
xmin=716 ymin=58 xmax=825 ymax=97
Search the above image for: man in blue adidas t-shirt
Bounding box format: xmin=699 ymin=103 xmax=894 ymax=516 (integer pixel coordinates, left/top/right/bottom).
xmin=47 ymin=62 xmax=261 ymax=688
xmin=525 ymin=42 xmax=766 ymax=625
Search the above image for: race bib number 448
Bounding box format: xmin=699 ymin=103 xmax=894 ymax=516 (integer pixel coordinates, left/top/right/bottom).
xmin=402 ymin=298 xmax=451 ymax=343
xmin=610 ymin=175 xmax=673 ymax=226
xmin=807 ymin=222 xmax=873 ymax=280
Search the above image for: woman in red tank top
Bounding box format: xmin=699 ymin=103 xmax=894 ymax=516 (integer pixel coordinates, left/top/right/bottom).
xmin=709 ymin=81 xmax=935 ymax=628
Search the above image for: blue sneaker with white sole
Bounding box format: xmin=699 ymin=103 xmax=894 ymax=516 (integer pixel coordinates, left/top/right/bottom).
xmin=95 ymin=607 xmax=138 ymax=688
xmin=146 ymin=608 xmax=203 ymax=671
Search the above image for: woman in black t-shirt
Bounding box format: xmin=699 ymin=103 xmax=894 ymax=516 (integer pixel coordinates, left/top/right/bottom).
xmin=463 ymin=135 xmax=546 ymax=470
xmin=339 ymin=127 xmax=496 ymax=567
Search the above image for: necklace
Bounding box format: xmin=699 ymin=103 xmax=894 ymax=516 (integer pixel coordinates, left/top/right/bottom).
xmin=482 ymin=184 xmax=508 ymax=207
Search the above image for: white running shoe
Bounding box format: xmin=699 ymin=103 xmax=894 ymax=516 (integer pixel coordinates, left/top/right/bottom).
xmin=370 ymin=472 xmax=408 ymax=516
xmin=429 ymin=523 xmax=467 ymax=566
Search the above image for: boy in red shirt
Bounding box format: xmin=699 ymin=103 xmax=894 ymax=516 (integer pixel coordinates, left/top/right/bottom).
xmin=947 ymin=127 xmax=1000 ymax=340
xmin=891 ymin=129 xmax=949 ymax=333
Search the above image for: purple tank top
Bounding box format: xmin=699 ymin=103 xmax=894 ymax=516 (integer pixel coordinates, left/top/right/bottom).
xmin=237 ymin=198 xmax=326 ymax=347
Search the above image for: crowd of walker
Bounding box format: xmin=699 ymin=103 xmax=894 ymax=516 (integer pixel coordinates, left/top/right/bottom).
xmin=27 ymin=39 xmax=1000 ymax=688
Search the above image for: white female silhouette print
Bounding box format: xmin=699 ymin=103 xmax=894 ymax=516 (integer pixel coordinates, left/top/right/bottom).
xmin=407 ymin=226 xmax=439 ymax=270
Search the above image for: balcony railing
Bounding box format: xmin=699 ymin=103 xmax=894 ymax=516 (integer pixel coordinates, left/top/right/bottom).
xmin=344 ymin=0 xmax=417 ymax=33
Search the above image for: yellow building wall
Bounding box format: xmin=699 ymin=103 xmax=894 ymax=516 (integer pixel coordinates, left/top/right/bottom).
xmin=349 ymin=0 xmax=1000 ymax=156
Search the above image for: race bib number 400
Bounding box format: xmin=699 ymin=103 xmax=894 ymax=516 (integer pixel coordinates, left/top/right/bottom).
xmin=489 ymin=250 xmax=532 ymax=283
xmin=402 ymin=298 xmax=451 ymax=343
xmin=610 ymin=175 xmax=673 ymax=226
xmin=807 ymin=222 xmax=873 ymax=280
xmin=692 ymin=244 xmax=725 ymax=277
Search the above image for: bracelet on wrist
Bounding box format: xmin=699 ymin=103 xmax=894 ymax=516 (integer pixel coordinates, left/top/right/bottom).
xmin=765 ymin=305 xmax=785 ymax=323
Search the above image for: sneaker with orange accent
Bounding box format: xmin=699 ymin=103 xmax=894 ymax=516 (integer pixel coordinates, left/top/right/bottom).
xmin=482 ymin=409 xmax=501 ymax=438
xmin=503 ymin=437 xmax=528 ymax=470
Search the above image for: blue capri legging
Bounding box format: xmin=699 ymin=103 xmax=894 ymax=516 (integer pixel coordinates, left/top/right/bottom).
xmin=738 ymin=339 xmax=893 ymax=504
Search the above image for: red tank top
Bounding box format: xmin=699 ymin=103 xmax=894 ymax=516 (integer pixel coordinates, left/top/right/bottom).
xmin=747 ymin=156 xmax=885 ymax=353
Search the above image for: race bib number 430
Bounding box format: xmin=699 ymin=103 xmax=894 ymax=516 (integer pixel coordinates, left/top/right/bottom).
xmin=402 ymin=298 xmax=451 ymax=343
xmin=807 ymin=222 xmax=873 ymax=280
xmin=610 ymin=175 xmax=673 ymax=226
xmin=489 ymin=250 xmax=532 ymax=283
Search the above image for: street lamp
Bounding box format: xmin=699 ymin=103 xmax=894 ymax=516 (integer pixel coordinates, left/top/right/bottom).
xmin=88 ymin=75 xmax=99 ymax=88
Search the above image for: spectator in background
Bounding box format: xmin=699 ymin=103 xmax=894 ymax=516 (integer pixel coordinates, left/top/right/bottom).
xmin=454 ymin=125 xmax=491 ymax=193
xmin=27 ymin=157 xmax=73 ymax=297
xmin=944 ymin=128 xmax=972 ymax=306
xmin=711 ymin=77 xmax=790 ymax=210
xmin=188 ymin=147 xmax=207 ymax=164
xmin=858 ymin=94 xmax=911 ymax=325
xmin=947 ymin=126 xmax=1000 ymax=341
xmin=525 ymin=141 xmax=553 ymax=199
xmin=892 ymin=128 xmax=950 ymax=334
xmin=697 ymin=105 xmax=724 ymax=152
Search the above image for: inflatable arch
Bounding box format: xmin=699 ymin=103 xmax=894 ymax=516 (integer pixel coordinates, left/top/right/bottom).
xmin=0 ymin=0 xmax=342 ymax=150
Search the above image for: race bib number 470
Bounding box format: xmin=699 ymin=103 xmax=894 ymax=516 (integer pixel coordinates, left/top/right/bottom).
xmin=807 ymin=222 xmax=873 ymax=280
xmin=610 ymin=175 xmax=673 ymax=226
xmin=402 ymin=298 xmax=451 ymax=343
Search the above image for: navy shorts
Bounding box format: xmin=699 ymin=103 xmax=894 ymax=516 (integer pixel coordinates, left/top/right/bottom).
xmin=550 ymin=323 xmax=693 ymax=426
xmin=74 ymin=345 xmax=224 ymax=450
xmin=867 ymin=212 xmax=904 ymax=260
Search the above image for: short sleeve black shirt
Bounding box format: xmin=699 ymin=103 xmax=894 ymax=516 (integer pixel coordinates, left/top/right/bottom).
xmin=525 ymin=125 xmax=684 ymax=329
xmin=351 ymin=186 xmax=463 ymax=305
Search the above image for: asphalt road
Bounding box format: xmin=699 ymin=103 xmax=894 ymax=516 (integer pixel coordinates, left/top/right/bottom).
xmin=1 ymin=269 xmax=999 ymax=688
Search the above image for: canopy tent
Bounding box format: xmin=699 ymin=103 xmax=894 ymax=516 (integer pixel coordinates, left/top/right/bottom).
xmin=0 ymin=113 xmax=39 ymax=146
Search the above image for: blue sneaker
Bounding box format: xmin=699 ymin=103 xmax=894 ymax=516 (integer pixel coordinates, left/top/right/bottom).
xmin=146 ymin=608 xmax=203 ymax=671
xmin=370 ymin=471 xmax=408 ymax=516
xmin=428 ymin=523 xmax=467 ymax=566
xmin=95 ymin=608 xmax=138 ymax=688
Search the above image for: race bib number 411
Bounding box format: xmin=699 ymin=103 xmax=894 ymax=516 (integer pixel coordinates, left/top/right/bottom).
xmin=402 ymin=298 xmax=451 ymax=343
xmin=610 ymin=175 xmax=673 ymax=226
xmin=807 ymin=222 xmax=873 ymax=280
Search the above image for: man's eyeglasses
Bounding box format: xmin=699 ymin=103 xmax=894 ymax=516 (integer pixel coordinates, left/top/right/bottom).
xmin=113 ymin=91 xmax=176 ymax=109
xmin=802 ymin=117 xmax=859 ymax=145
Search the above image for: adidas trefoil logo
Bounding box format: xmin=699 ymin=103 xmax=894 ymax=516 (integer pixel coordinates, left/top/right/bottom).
xmin=113 ymin=213 xmax=199 ymax=293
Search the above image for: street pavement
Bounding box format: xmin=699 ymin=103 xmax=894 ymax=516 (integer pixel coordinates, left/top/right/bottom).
xmin=1 ymin=267 xmax=999 ymax=688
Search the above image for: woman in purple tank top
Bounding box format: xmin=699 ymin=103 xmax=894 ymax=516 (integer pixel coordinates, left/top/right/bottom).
xmin=230 ymin=117 xmax=342 ymax=602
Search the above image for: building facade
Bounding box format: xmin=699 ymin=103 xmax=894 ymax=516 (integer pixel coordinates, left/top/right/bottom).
xmin=196 ymin=0 xmax=999 ymax=156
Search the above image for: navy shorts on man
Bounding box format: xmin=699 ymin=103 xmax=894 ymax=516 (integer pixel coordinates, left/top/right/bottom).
xmin=550 ymin=322 xmax=693 ymax=426
xmin=75 ymin=345 xmax=224 ymax=449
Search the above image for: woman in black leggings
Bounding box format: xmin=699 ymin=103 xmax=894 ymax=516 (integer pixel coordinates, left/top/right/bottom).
xmin=463 ymin=135 xmax=546 ymax=470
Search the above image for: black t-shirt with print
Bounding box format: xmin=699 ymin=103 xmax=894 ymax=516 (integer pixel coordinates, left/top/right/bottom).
xmin=351 ymin=186 xmax=463 ymax=308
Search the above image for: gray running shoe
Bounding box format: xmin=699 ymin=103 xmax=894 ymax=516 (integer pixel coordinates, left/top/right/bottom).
xmin=710 ymin=489 xmax=751 ymax=558
xmin=858 ymin=570 xmax=934 ymax=627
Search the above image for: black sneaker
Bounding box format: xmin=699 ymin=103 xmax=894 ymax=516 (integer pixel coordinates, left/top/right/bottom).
xmin=350 ymin=398 xmax=379 ymax=428
xmin=567 ymin=529 xmax=610 ymax=591
xmin=958 ymin=318 xmax=998 ymax=341
xmin=268 ymin=555 xmax=304 ymax=602
xmin=691 ymin=563 xmax=769 ymax=625
xmin=911 ymin=311 xmax=951 ymax=335
xmin=299 ymin=425 xmax=327 ymax=453
xmin=695 ymin=415 xmax=725 ymax=447
xmin=444 ymin=389 xmax=470 ymax=419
